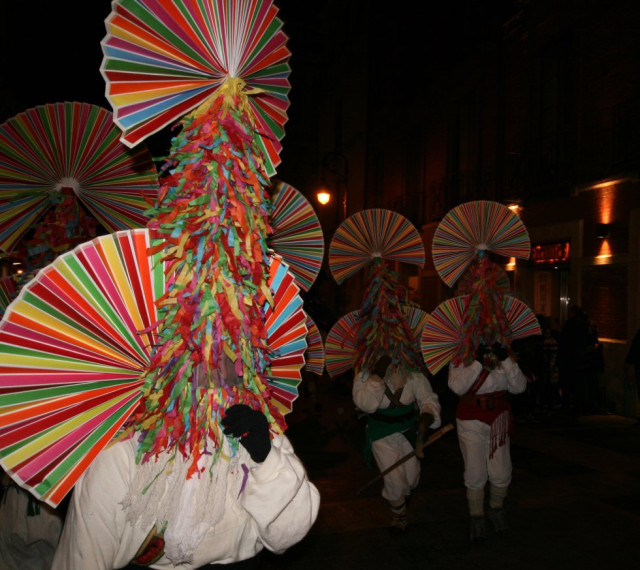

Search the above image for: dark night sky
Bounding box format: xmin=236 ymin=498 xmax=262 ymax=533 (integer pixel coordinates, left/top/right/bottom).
xmin=0 ymin=3 xmax=493 ymax=132
xmin=0 ymin=1 xmax=337 ymax=147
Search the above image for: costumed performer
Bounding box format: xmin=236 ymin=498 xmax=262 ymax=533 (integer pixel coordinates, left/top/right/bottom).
xmin=52 ymin=73 xmax=319 ymax=568
xmin=352 ymin=259 xmax=441 ymax=532
xmin=447 ymin=256 xmax=527 ymax=541
xmin=52 ymin=356 xmax=319 ymax=569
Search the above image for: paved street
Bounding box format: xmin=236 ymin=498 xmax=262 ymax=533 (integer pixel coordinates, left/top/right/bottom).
xmin=258 ymin=376 xmax=640 ymax=570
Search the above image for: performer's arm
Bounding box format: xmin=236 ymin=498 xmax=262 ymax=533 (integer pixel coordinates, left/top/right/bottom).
xmin=352 ymin=370 xmax=385 ymax=413
xmin=239 ymin=435 xmax=320 ymax=554
xmin=500 ymin=357 xmax=528 ymax=394
xmin=411 ymin=372 xmax=442 ymax=429
xmin=448 ymin=360 xmax=483 ymax=395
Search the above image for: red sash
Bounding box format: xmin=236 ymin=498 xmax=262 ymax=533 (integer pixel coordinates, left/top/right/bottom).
xmin=456 ymin=368 xmax=513 ymax=457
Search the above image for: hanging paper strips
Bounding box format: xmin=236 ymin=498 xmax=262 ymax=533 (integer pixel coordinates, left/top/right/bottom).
xmin=0 ymin=276 xmax=17 ymax=316
xmin=101 ymin=0 xmax=291 ymax=176
xmin=128 ymin=78 xmax=286 ymax=468
xmin=352 ymin=259 xmax=424 ymax=374
xmin=0 ymin=102 xmax=159 ymax=253
xmin=303 ymin=315 xmax=324 ymax=375
xmin=268 ymin=180 xmax=324 ymax=291
xmin=457 ymin=261 xmax=511 ymax=296
xmin=324 ymin=310 xmax=360 ymax=378
xmin=432 ymin=200 xmax=530 ymax=287
xmin=329 ymin=209 xmax=425 ymax=284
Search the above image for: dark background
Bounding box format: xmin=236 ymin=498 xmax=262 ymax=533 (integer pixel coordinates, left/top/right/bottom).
xmin=0 ymin=1 xmax=516 ymax=170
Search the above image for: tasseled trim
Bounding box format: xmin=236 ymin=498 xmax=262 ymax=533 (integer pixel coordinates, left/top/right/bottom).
xmin=456 ymin=395 xmax=513 ymax=458
xmin=488 ymin=410 xmax=512 ymax=459
xmin=122 ymin=437 xmax=245 ymax=565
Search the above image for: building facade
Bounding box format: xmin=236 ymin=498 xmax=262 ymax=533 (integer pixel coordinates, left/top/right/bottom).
xmin=302 ymin=0 xmax=640 ymax=415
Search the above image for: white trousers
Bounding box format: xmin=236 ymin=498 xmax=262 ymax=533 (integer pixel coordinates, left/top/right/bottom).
xmin=456 ymin=418 xmax=512 ymax=490
xmin=371 ymin=431 xmax=420 ymax=504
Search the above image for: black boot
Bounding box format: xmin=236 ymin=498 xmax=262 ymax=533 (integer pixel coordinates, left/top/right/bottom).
xmin=470 ymin=515 xmax=487 ymax=542
xmin=488 ymin=507 xmax=509 ymax=534
xmin=389 ymin=502 xmax=408 ymax=534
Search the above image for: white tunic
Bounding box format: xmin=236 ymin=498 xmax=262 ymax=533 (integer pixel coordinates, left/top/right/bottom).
xmin=448 ymin=358 xmax=528 ymax=489
xmin=52 ymin=434 xmax=320 ymax=570
xmin=353 ymin=366 xmax=441 ymax=503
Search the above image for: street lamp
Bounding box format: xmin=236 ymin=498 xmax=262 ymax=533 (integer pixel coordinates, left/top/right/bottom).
xmin=316 ymin=190 xmax=332 ymax=205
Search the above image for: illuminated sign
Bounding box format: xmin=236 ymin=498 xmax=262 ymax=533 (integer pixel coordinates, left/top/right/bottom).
xmin=531 ymin=241 xmax=570 ymax=265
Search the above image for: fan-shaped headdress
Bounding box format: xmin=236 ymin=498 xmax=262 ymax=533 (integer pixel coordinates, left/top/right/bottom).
xmin=325 ymin=209 xmax=426 ymax=376
xmin=0 ymin=101 xmax=159 ymax=268
xmin=421 ymin=200 xmax=541 ymax=375
xmin=0 ymin=0 xmax=324 ymax=507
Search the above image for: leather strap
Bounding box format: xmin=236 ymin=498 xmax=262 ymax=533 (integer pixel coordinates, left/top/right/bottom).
xmin=467 ymin=368 xmax=490 ymax=396
xmin=384 ymin=383 xmax=404 ymax=408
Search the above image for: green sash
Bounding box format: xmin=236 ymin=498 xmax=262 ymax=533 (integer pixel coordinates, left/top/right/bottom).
xmin=363 ymin=404 xmax=417 ymax=468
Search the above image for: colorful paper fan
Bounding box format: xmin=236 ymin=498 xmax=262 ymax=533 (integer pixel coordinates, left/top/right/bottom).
xmin=0 ymin=102 xmax=159 ymax=253
xmin=503 ymin=296 xmax=542 ymax=340
xmin=457 ymin=263 xmax=511 ymax=296
xmin=303 ymin=314 xmax=325 ymax=376
xmin=263 ymin=255 xmax=309 ymax=416
xmin=421 ymin=295 xmax=541 ymax=375
xmin=101 ymin=0 xmax=291 ymax=175
xmin=0 ymin=230 xmax=307 ymax=506
xmin=420 ymin=296 xmax=466 ymax=375
xmin=0 ymin=229 xmax=163 ymax=507
xmin=329 ymin=209 xmax=425 ymax=284
xmin=432 ymin=201 xmax=531 ymax=287
xmin=324 ymin=310 xmax=360 ymax=378
xmin=404 ymin=306 xmax=430 ymax=340
xmin=0 ymin=275 xmax=17 ymax=316
xmin=268 ymin=181 xmax=324 ymax=292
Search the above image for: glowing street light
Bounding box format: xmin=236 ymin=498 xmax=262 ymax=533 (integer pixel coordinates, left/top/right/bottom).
xmin=316 ymin=190 xmax=331 ymax=205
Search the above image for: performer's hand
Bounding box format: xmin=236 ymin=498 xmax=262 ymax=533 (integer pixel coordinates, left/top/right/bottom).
xmin=222 ymin=404 xmax=271 ymax=463
xmin=475 ymin=344 xmax=490 ymax=364
xmin=491 ymin=342 xmax=509 ymax=361
xmin=371 ymin=355 xmax=391 ymax=379
xmin=418 ymin=412 xmax=434 ymax=432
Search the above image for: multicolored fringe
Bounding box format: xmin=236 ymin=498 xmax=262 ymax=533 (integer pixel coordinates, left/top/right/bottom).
xmin=354 ymin=258 xmax=424 ymax=374
xmin=121 ymin=78 xmax=285 ymax=475
xmin=25 ymin=190 xmax=97 ymax=270
xmin=454 ymin=253 xmax=512 ymax=368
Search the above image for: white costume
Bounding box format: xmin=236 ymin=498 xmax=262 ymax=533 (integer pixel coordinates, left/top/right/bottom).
xmin=0 ymin=482 xmax=63 ymax=570
xmin=448 ymin=358 xmax=527 ymax=514
xmin=353 ymin=365 xmax=441 ymax=504
xmin=52 ymin=434 xmax=319 ymax=570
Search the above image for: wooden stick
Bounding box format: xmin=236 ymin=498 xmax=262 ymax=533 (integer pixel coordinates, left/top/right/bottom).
xmin=356 ymin=423 xmax=454 ymax=495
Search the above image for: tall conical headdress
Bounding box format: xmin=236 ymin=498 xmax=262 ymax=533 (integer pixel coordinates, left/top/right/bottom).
xmin=0 ymin=0 xmax=322 ymax=507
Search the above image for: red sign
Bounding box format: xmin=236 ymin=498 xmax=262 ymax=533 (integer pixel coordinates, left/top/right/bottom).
xmin=531 ymin=241 xmax=570 ymax=265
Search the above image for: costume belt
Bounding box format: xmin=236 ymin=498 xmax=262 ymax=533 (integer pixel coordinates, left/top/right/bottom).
xmin=458 ymin=391 xmax=508 ymax=411
xmin=370 ymin=408 xmax=416 ymax=423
